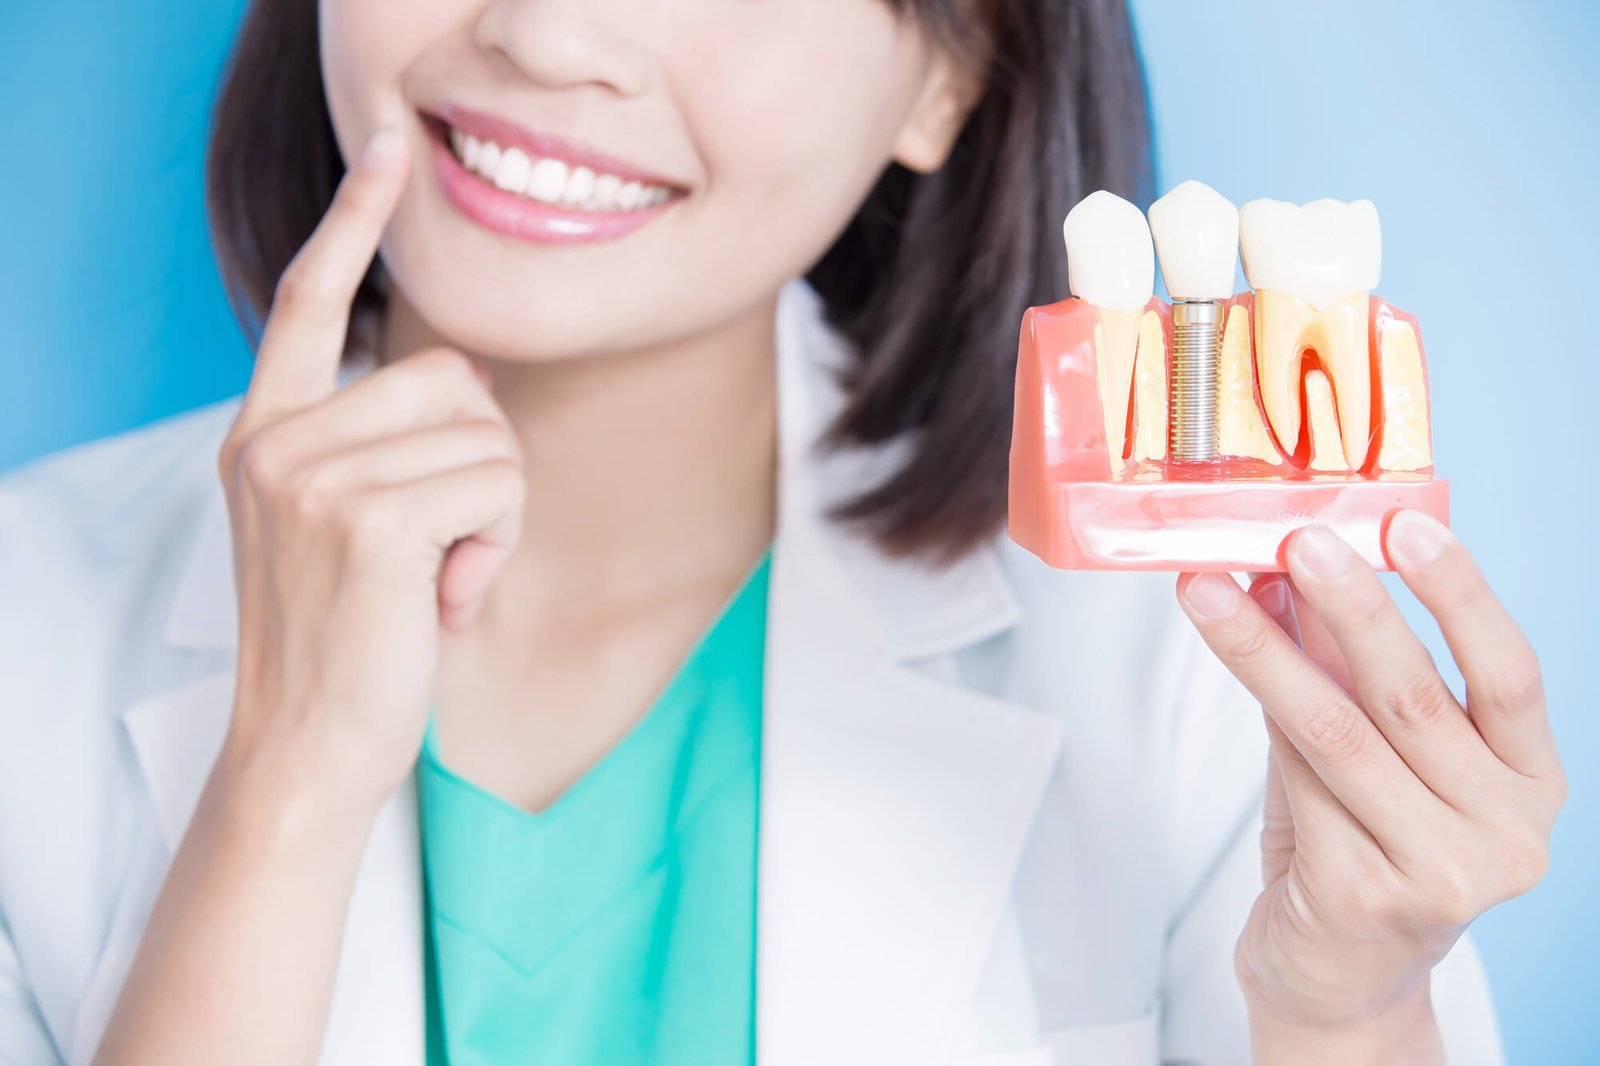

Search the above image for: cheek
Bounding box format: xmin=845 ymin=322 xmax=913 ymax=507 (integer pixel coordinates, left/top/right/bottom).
xmin=673 ymin=6 xmax=924 ymax=256
xmin=318 ymin=0 xmax=461 ymax=162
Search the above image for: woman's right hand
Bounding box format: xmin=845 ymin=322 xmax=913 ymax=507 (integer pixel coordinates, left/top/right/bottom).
xmin=215 ymin=126 xmax=525 ymax=816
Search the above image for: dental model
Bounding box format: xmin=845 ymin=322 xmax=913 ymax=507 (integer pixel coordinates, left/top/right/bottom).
xmin=1009 ymin=183 xmax=1444 ymax=571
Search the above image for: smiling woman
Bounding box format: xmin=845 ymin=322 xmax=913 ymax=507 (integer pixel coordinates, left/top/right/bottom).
xmin=204 ymin=0 xmax=1151 ymax=559
xmin=0 ymin=0 xmax=1531 ymax=1064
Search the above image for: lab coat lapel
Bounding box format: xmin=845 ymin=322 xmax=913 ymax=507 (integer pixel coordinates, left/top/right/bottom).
xmin=756 ymin=281 xmax=1065 ymax=1064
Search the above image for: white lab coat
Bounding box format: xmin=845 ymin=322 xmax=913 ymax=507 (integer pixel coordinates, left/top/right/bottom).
xmin=0 ymin=276 xmax=1504 ymax=1065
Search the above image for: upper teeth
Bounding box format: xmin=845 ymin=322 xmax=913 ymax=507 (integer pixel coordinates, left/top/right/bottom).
xmin=449 ymin=126 xmax=673 ymax=212
xmin=1240 ymin=198 xmax=1382 ymax=468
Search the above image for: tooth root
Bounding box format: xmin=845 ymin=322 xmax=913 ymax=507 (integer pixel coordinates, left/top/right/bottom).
xmin=1130 ymin=310 xmax=1167 ymax=462
xmin=1093 ymin=308 xmax=1142 ymax=465
xmin=1315 ymin=294 xmax=1375 ymax=469
xmin=1253 ymin=291 xmax=1374 ymax=469
xmin=1304 ymin=369 xmax=1350 ymax=471
xmin=1216 ymin=304 xmax=1281 ymax=462
xmin=1376 ymin=321 xmax=1433 ymax=471
xmin=1254 ymin=290 xmax=1316 ymax=454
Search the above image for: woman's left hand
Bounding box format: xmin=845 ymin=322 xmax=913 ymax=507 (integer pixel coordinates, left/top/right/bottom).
xmin=1175 ymin=509 xmax=1566 ymax=1060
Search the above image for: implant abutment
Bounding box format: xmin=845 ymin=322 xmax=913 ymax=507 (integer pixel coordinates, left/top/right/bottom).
xmin=1168 ymin=298 xmax=1223 ymax=463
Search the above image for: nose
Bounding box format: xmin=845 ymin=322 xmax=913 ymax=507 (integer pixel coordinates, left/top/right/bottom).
xmin=474 ymin=0 xmax=652 ymax=97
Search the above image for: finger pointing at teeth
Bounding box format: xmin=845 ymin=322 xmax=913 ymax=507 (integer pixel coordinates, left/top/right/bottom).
xmin=235 ymin=126 xmax=410 ymax=438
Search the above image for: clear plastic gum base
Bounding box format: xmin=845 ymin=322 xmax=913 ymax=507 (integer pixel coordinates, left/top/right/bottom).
xmin=1007 ymin=292 xmax=1445 ymax=573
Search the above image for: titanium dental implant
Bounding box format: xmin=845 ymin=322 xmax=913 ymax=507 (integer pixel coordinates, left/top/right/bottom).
xmin=1147 ymin=181 xmax=1241 ymax=464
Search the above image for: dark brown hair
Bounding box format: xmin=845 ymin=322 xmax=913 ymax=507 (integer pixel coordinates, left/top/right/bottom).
xmin=206 ymin=0 xmax=1152 ymax=562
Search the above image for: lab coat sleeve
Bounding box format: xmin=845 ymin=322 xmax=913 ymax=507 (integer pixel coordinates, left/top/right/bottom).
xmin=0 ymin=908 xmax=62 ymax=1066
xmin=1156 ymin=614 xmax=1507 ymax=1065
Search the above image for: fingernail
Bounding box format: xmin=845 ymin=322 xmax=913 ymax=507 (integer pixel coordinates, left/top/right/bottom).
xmin=1252 ymin=576 xmax=1290 ymax=620
xmin=1184 ymin=572 xmax=1240 ymax=619
xmin=362 ymin=127 xmax=402 ymax=170
xmin=1292 ymin=525 xmax=1354 ymax=582
xmin=1387 ymin=509 xmax=1451 ymax=568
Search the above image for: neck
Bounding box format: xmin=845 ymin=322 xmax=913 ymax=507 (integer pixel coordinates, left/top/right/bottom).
xmin=376 ymin=293 xmax=779 ymax=615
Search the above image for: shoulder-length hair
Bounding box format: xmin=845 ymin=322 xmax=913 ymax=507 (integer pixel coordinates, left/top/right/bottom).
xmin=206 ymin=0 xmax=1152 ymax=563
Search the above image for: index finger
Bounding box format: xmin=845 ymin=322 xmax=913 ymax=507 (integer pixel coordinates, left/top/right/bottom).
xmin=1383 ymin=509 xmax=1560 ymax=780
xmin=235 ymin=126 xmax=411 ymax=437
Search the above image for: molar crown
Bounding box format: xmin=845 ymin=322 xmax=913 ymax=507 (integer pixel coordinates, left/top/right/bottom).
xmin=1239 ymin=197 xmax=1381 ymax=309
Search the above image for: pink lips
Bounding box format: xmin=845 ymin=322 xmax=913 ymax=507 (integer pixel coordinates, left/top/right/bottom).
xmin=424 ymin=107 xmax=683 ymax=246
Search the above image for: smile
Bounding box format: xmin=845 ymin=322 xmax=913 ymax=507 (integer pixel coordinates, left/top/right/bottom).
xmin=422 ymin=108 xmax=685 ymax=246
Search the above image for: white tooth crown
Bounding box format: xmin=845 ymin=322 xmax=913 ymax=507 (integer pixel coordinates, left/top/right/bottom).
xmin=1148 ymin=180 xmax=1239 ymax=299
xmin=1241 ymin=197 xmax=1383 ymax=469
xmin=1062 ymin=191 xmax=1155 ymax=310
xmin=1239 ymin=198 xmax=1381 ymax=310
xmin=447 ymin=125 xmax=673 ymax=212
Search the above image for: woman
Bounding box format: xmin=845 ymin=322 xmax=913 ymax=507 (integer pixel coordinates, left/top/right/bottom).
xmin=0 ymin=0 xmax=1562 ymax=1062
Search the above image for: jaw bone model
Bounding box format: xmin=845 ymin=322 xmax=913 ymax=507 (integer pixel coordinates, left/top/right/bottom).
xmin=1009 ymin=183 xmax=1445 ymax=572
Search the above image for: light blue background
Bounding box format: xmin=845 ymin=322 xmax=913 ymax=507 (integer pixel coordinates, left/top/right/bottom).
xmin=2 ymin=1 xmax=1595 ymax=1061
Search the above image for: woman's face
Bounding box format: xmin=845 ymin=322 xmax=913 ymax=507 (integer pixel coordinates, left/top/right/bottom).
xmin=318 ymin=0 xmax=982 ymax=361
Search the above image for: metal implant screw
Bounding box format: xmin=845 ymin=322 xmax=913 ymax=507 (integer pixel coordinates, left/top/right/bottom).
xmin=1168 ymin=299 xmax=1222 ymax=462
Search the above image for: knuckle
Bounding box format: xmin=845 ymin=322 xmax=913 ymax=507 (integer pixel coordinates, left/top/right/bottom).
xmin=1549 ymin=765 xmax=1570 ymax=812
xmin=1476 ymin=660 xmax=1546 ymax=715
xmin=1227 ymin=618 xmax=1277 ymax=668
xmin=1499 ymin=830 xmax=1551 ymax=897
xmin=272 ymin=256 xmax=330 ymax=311
xmin=483 ymin=455 xmax=527 ymax=494
xmin=338 ymin=495 xmax=400 ymax=553
xmin=284 ymin=459 xmax=342 ymax=519
xmin=235 ymin=430 xmax=286 ymax=493
xmin=215 ymin=434 xmax=240 ymax=482
xmin=1420 ymin=865 xmax=1481 ymax=928
xmin=1302 ymin=696 xmax=1368 ymax=767
xmin=1382 ymin=669 xmax=1455 ymax=733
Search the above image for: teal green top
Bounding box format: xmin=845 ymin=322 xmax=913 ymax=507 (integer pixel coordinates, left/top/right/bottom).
xmin=414 ymin=551 xmax=770 ymax=1066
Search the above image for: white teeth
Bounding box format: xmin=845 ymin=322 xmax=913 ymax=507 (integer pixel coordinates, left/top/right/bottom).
xmin=1240 ymin=198 xmax=1381 ymax=309
xmin=1148 ymin=180 xmax=1239 ymax=300
xmin=563 ymin=165 xmax=596 ymax=207
xmin=1062 ymin=190 xmax=1154 ymax=465
xmin=592 ymin=173 xmax=622 ymax=211
xmin=1241 ymin=198 xmax=1382 ymax=468
xmin=525 ymin=158 xmax=569 ymax=204
xmin=446 ymin=125 xmax=673 ymax=213
xmin=494 ymin=147 xmax=532 ymax=192
xmin=1062 ymin=190 xmax=1155 ymax=310
xmin=478 ymin=140 xmax=502 ymax=177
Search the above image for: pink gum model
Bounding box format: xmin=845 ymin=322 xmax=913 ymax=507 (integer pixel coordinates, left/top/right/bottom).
xmin=1007 ymin=293 xmax=1447 ymax=572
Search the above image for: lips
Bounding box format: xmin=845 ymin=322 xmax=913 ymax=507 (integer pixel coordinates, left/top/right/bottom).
xmin=426 ymin=101 xmax=685 ymax=192
xmin=420 ymin=108 xmax=682 ymax=245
